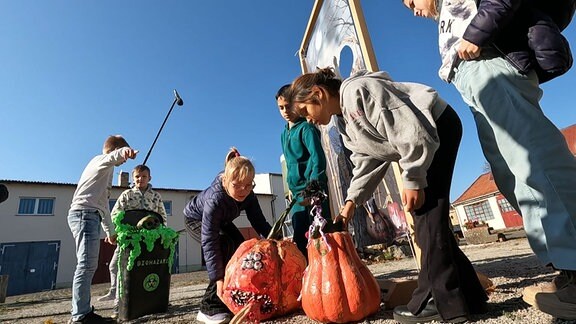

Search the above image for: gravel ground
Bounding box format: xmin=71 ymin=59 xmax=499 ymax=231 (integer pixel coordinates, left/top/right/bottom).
xmin=1 ymin=237 xmax=575 ymax=324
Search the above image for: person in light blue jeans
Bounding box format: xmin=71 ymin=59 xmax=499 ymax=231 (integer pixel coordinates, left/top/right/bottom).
xmin=67 ymin=135 xmax=137 ymax=323
xmin=452 ymin=56 xmax=576 ymax=272
xmin=403 ymin=0 xmax=576 ymax=320
xmin=68 ymin=210 xmax=103 ymax=320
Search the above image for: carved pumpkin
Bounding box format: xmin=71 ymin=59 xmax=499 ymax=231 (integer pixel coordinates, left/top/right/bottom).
xmin=222 ymin=199 xmax=307 ymax=322
xmin=302 ymin=231 xmax=381 ymax=323
xmin=136 ymin=215 xmax=161 ymax=230
xmin=222 ymin=238 xmax=306 ymax=321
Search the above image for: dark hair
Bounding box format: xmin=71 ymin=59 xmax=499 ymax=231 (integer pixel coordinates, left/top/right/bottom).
xmin=0 ymin=184 xmax=8 ymax=204
xmin=103 ymin=135 xmax=129 ymax=154
xmin=285 ymin=67 xmax=342 ymax=105
xmin=275 ymin=84 xmax=291 ymax=100
xmin=133 ymin=164 xmax=151 ymax=175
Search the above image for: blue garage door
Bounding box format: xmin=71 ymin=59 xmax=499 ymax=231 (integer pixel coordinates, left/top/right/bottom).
xmin=0 ymin=241 xmax=60 ymax=296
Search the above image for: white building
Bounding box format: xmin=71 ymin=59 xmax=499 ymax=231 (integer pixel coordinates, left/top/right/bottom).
xmin=0 ymin=173 xmax=285 ymax=296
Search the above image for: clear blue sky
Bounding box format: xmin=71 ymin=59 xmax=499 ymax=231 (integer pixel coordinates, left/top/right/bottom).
xmin=2 ymin=1 xmax=576 ymax=202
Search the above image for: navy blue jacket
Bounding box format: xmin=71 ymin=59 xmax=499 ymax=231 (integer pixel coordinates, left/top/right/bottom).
xmin=183 ymin=173 xmax=272 ymax=281
xmin=464 ymin=0 xmax=574 ymax=83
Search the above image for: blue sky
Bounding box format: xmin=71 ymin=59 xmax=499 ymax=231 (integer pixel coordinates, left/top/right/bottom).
xmin=1 ymin=1 xmax=576 ymax=202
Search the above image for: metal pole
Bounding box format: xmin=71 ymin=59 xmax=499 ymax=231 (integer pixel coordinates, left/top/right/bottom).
xmin=143 ymin=97 xmax=179 ymax=165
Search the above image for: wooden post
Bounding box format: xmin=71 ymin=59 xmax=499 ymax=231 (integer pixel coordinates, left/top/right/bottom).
xmin=0 ymin=275 xmax=9 ymax=303
xmin=298 ymin=0 xmax=422 ymax=264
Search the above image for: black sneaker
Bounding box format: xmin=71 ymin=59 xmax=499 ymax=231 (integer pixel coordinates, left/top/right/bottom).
xmin=69 ymin=308 xmax=116 ymax=323
xmin=393 ymin=299 xmax=467 ymax=324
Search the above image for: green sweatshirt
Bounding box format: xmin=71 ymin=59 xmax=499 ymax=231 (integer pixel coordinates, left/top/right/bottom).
xmin=281 ymin=118 xmax=328 ymax=194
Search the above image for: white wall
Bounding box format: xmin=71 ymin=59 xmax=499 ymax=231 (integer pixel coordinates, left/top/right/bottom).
xmin=486 ymin=197 xmax=506 ymax=229
xmin=254 ymin=173 xmax=287 ymax=222
xmin=0 ymin=183 xmax=77 ymax=288
xmin=0 ymin=173 xmax=283 ymax=288
xmin=454 ymin=195 xmax=507 ymax=232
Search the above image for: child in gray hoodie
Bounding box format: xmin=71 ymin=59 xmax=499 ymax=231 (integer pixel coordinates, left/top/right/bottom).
xmin=286 ymin=68 xmax=487 ymax=323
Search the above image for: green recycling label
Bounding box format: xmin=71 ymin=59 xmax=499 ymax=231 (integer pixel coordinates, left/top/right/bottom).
xmin=143 ymin=273 xmax=160 ymax=292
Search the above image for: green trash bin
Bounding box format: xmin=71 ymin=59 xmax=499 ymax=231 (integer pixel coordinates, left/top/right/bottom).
xmin=114 ymin=210 xmax=179 ymax=321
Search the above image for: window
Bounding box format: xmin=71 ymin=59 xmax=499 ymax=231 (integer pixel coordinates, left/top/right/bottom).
xmin=463 ymin=201 xmax=495 ymax=223
xmin=109 ymin=199 xmax=117 ymax=211
xmin=18 ymin=198 xmax=55 ymax=215
xmin=497 ymin=197 xmax=515 ymax=213
xmin=163 ymin=201 xmax=172 ymax=216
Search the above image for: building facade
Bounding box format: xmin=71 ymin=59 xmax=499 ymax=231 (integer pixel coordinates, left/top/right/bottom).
xmin=452 ymin=124 xmax=576 ymax=235
xmin=0 ymin=173 xmax=284 ymax=296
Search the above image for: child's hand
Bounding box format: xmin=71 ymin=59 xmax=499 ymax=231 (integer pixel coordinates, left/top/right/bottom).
xmin=333 ymin=200 xmax=355 ymax=229
xmin=457 ymin=39 xmax=481 ymax=61
xmin=402 ymin=188 xmax=425 ymax=212
xmin=299 ymin=197 xmax=311 ymax=206
xmin=105 ymin=234 xmax=117 ymax=245
xmin=122 ymin=148 xmax=138 ymax=160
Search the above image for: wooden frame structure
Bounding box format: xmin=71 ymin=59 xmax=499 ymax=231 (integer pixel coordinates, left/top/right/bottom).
xmin=298 ymin=0 xmax=420 ymax=307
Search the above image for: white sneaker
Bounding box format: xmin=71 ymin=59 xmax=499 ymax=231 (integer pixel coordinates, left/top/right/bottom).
xmin=97 ymin=290 xmax=116 ymax=302
xmin=196 ymin=310 xmax=231 ymax=324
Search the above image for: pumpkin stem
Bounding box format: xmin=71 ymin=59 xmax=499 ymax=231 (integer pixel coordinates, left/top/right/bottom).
xmin=268 ymin=180 xmax=326 ymax=240
xmin=267 ymin=198 xmax=297 ymax=240
xmin=230 ymin=304 xmax=252 ymax=324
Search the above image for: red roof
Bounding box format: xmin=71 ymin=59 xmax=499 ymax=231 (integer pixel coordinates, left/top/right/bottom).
xmin=453 ymin=124 xmax=576 ymax=205
xmin=561 ymin=124 xmax=576 ymax=155
xmin=453 ymin=172 xmax=498 ymax=205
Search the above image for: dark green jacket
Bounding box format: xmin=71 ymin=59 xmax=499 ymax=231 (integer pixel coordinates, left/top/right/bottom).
xmin=281 ymin=118 xmax=328 ymax=194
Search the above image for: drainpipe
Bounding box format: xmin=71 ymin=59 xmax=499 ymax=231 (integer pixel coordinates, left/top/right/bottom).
xmin=270 ymin=194 xmax=277 ymax=222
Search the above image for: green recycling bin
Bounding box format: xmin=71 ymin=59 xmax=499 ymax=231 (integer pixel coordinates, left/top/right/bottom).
xmin=114 ymin=209 xmax=179 ymax=321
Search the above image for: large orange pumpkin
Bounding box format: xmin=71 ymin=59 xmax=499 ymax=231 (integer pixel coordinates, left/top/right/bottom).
xmin=302 ymin=230 xmax=381 ymax=323
xmin=221 ymin=200 xmax=307 ymax=322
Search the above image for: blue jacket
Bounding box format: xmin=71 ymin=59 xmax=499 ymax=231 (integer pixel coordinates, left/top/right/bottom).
xmin=464 ymin=0 xmax=574 ymax=83
xmin=183 ymin=173 xmax=272 ymax=281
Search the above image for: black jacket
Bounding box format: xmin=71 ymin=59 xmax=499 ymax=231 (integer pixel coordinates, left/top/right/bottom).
xmin=183 ymin=173 xmax=272 ymax=281
xmin=463 ymin=0 xmax=575 ymax=83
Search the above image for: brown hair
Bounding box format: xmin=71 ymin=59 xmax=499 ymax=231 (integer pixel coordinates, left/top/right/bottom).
xmin=285 ymin=67 xmax=342 ymax=105
xmin=103 ymin=135 xmax=129 ymax=154
xmin=222 ymin=147 xmax=255 ymax=186
xmin=132 ymin=164 xmax=151 ymax=176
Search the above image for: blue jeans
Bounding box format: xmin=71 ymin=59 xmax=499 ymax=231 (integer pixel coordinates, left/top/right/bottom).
xmin=452 ymin=56 xmax=576 ymax=270
xmin=108 ymin=245 xmax=119 ymax=299
xmin=68 ymin=209 xmax=102 ymax=320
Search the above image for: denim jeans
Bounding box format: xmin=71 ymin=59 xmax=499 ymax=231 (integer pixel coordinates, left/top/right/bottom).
xmin=108 ymin=245 xmax=119 ymax=299
xmin=68 ymin=209 xmax=102 ymax=321
xmin=452 ymin=56 xmax=576 ymax=270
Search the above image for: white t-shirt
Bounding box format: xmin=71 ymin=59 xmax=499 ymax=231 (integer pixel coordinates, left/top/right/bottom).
xmin=437 ymin=0 xmax=478 ymax=82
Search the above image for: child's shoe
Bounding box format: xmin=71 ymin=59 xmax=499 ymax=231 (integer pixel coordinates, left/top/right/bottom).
xmin=522 ymin=270 xmax=571 ymax=306
xmin=97 ymin=289 xmax=116 ymax=302
xmin=196 ymin=310 xmax=231 ymax=324
xmin=534 ymin=270 xmax=576 ymax=320
xmin=68 ymin=306 xmax=115 ymax=323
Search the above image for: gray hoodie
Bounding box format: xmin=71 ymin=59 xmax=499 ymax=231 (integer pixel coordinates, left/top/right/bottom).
xmin=338 ymin=70 xmax=447 ymax=205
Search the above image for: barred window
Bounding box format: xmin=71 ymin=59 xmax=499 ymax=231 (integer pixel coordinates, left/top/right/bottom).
xmin=497 ymin=197 xmax=515 ymax=213
xmin=109 ymin=199 xmax=117 ymax=211
xmin=163 ymin=201 xmax=172 ymax=216
xmin=463 ymin=201 xmax=494 ymax=222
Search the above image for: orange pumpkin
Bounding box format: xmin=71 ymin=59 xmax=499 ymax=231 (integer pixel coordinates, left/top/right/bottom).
xmin=221 ymin=199 xmax=306 ymax=322
xmin=221 ymin=237 xmax=306 ymax=321
xmin=302 ymin=231 xmax=381 ymax=323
